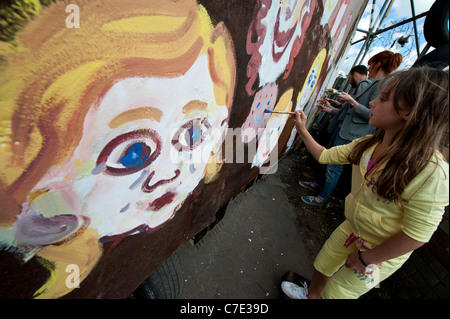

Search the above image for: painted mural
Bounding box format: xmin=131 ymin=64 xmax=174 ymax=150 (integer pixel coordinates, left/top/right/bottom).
xmin=0 ymin=0 xmax=367 ymax=298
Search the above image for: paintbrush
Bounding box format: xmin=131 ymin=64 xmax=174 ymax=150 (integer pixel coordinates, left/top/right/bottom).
xmin=264 ymin=109 xmax=295 ymax=115
xmin=325 ymin=88 xmax=343 ymax=95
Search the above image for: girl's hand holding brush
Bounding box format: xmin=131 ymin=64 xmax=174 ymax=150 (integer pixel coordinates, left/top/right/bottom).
xmin=289 ymin=110 xmax=307 ymax=134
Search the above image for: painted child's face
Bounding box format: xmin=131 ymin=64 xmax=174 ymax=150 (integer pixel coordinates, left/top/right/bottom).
xmin=18 ymin=54 xmax=228 ymax=242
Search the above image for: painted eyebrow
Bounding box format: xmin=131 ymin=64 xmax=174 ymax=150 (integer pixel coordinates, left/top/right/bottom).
xmin=109 ymin=107 xmax=163 ymax=128
xmin=182 ymin=100 xmax=208 ymax=114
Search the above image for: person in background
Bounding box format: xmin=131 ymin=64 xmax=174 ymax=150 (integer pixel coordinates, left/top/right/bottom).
xmin=283 ymin=66 xmax=449 ymax=299
xmin=299 ymin=65 xmax=371 ymax=201
xmin=299 ymin=51 xmax=402 ymax=206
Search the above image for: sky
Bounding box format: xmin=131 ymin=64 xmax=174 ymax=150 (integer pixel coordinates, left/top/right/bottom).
xmin=340 ymin=0 xmax=437 ymax=75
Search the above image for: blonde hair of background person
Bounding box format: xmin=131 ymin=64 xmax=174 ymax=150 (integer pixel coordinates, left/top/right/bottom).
xmin=0 ymin=0 xmax=236 ymax=298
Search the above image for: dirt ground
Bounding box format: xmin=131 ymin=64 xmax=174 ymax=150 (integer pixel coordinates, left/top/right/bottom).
xmin=279 ymin=147 xmax=347 ymax=243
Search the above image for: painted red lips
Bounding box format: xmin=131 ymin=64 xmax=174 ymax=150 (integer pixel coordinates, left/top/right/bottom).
xmin=147 ymin=191 xmax=176 ymax=211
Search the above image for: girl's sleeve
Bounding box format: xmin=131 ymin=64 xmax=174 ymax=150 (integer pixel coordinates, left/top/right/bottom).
xmin=318 ymin=137 xmax=362 ymax=165
xmin=401 ymin=157 xmax=450 ymax=243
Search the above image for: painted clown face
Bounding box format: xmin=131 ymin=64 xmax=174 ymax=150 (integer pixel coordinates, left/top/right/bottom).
xmin=241 ymin=83 xmax=278 ymax=143
xmin=252 ymin=89 xmax=293 ymax=167
xmin=14 ymin=54 xmax=228 ymax=244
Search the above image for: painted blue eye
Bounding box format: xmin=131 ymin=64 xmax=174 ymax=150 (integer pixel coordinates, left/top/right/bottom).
xmin=189 ymin=128 xmax=201 ymax=146
xmin=97 ymin=129 xmax=161 ymax=176
xmin=171 ymin=118 xmax=212 ymax=152
xmin=120 ymin=142 xmax=151 ymax=168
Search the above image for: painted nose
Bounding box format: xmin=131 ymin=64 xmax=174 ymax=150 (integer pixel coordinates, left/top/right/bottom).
xmin=141 ymin=169 xmax=181 ymax=193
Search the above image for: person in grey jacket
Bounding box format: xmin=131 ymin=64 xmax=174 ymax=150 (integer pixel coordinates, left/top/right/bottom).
xmin=300 ymin=51 xmax=403 ymax=206
xmin=325 ymin=65 xmax=372 ymax=137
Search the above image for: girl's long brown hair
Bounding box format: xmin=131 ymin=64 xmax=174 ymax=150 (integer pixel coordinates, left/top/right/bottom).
xmin=348 ymin=67 xmax=449 ymax=203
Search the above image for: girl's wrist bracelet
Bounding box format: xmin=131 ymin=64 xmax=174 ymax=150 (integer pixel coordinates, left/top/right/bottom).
xmin=358 ymin=250 xmax=368 ymax=267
